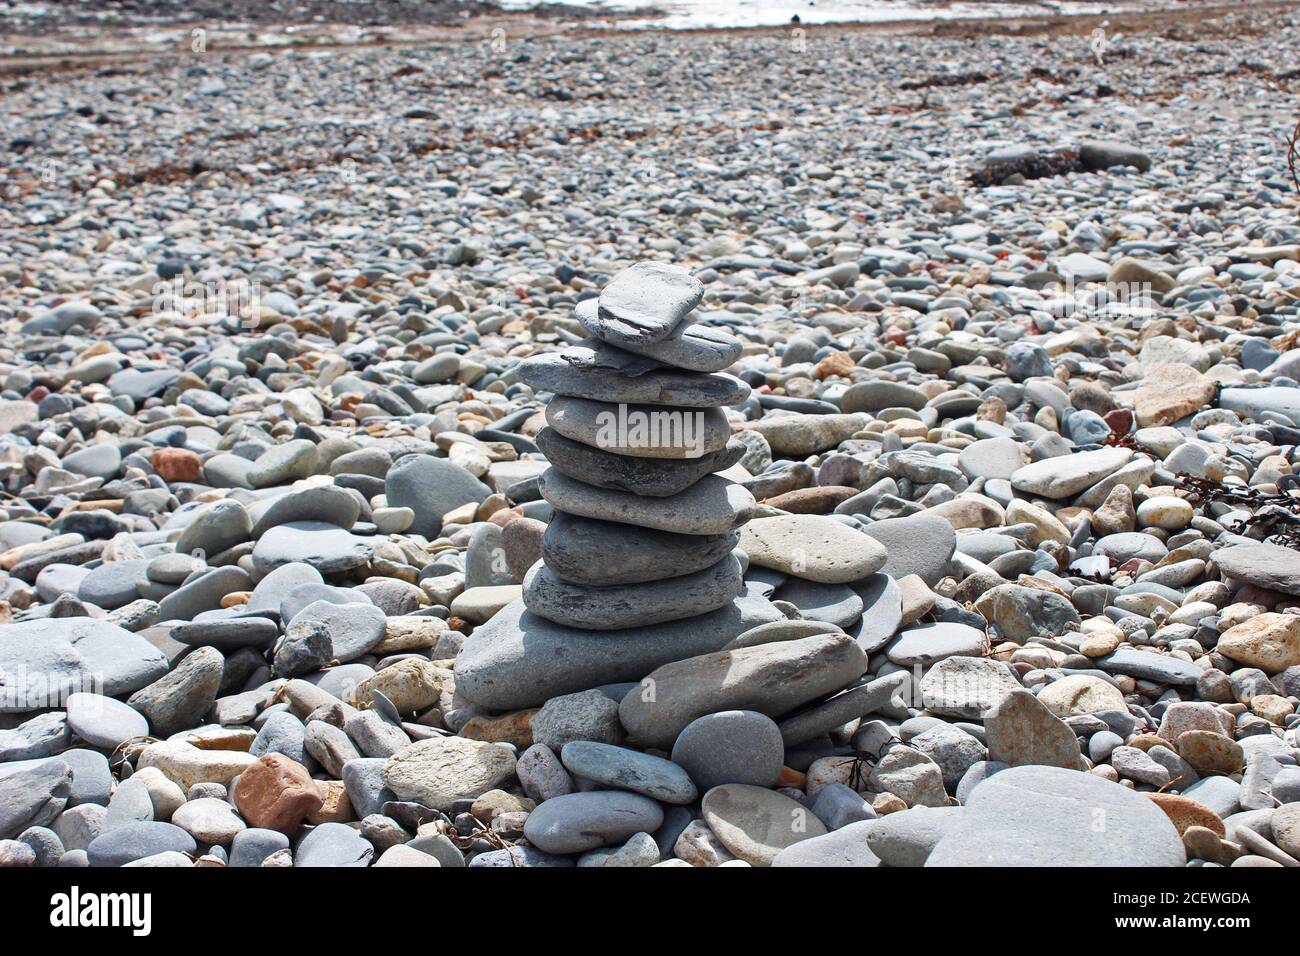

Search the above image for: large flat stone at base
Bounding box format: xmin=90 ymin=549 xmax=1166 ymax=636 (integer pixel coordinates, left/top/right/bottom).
xmin=926 ymin=765 xmax=1185 ymax=867
xmin=454 ymin=590 xmax=784 ymax=710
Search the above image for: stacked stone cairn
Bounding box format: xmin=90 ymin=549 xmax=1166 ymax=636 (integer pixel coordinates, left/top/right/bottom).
xmin=519 ymin=262 xmax=755 ymax=628
xmin=455 ymin=262 xmax=892 ymax=731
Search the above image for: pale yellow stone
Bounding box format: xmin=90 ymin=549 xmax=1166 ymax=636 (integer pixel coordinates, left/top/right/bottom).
xmin=1037 ymin=674 xmax=1127 ymax=716
xmin=1006 ymin=499 xmax=1070 ymax=546
xmin=924 ymin=493 xmax=1004 ymax=530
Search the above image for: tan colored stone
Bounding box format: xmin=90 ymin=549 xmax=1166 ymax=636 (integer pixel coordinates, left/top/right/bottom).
xmin=739 ymin=515 xmax=886 ymax=584
xmin=169 ymin=724 xmax=257 ymax=752
xmin=872 ymin=792 xmax=908 ymax=815
xmin=1132 ymin=363 xmax=1217 ymax=428
xmin=1216 ymin=613 xmax=1300 ymax=673
xmin=469 ymin=789 xmax=535 ymax=823
xmin=1128 ymin=733 xmax=1176 ymax=752
xmin=458 ymin=708 xmax=539 ymax=749
xmin=137 ymin=740 xmax=259 ymax=792
xmin=896 ymin=574 xmax=936 ymax=627
xmin=1176 ymin=730 xmax=1244 ymax=775
xmin=373 ymin=845 xmax=441 ymax=867
xmin=1037 ymin=674 xmax=1127 ymax=716
xmin=1183 ymin=825 xmax=1237 ymax=866
xmin=1080 ymin=618 xmax=1123 ymax=657
xmin=372 ymin=616 xmax=448 ymax=655
xmin=346 ymin=657 xmax=447 ymax=712
xmin=985 ymin=689 xmax=1086 ymax=770
xmin=1147 ymin=793 xmax=1225 ymax=837
xmin=1249 ymin=694 xmax=1295 ymax=725
xmin=923 ymin=494 xmax=1004 ymax=531
xmin=306 ymin=780 xmax=354 ymax=824
xmin=702 ymin=784 xmax=827 ymax=866
xmin=1091 ymin=484 xmax=1135 ymax=535
xmin=1005 ymin=500 xmax=1069 ymax=546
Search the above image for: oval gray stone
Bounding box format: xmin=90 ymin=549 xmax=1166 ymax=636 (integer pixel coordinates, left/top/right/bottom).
xmin=522 ymin=791 xmax=665 ymax=855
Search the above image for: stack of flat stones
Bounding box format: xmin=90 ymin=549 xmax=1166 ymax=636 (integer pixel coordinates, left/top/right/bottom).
xmin=517 ymin=262 xmax=755 ymax=632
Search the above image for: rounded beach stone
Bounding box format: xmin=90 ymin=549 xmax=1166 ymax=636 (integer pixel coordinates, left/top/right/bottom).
xmin=701 ymin=784 xmax=827 ymax=866
xmin=522 ymin=791 xmax=665 ymax=855
xmin=670 ymin=710 xmax=784 ymax=791
xmin=170 ymin=798 xmax=246 ymax=845
xmin=926 ymin=765 xmax=1185 ymax=867
xmin=740 ymin=515 xmax=886 ymax=584
xmin=545 ymin=396 xmax=732 ymax=460
xmin=560 ymin=741 xmax=697 ymax=803
xmin=535 ymin=426 xmax=746 ymax=498
xmin=231 ymin=754 xmax=324 ymax=833
xmin=381 ymin=737 xmax=517 ymax=812
xmin=65 ymin=693 xmax=149 ymax=750
xmin=86 ymin=821 xmax=196 ymax=867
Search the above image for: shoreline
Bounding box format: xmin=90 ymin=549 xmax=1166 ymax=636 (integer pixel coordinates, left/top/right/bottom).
xmin=0 ymin=1 xmax=1290 ymax=76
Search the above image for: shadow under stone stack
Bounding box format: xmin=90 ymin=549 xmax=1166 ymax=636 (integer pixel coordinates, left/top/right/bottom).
xmin=454 ymin=262 xmax=787 ymax=709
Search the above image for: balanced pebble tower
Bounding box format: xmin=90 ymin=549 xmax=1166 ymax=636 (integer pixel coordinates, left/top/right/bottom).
xmin=454 ymin=262 xmax=793 ymax=709
xmin=521 ymin=262 xmax=754 ymax=628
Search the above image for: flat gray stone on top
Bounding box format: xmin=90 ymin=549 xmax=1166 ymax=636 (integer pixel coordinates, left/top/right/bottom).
xmin=585 ymin=261 xmax=703 ymax=346
xmin=290 ymin=600 xmax=387 ymax=662
xmin=1096 ymin=647 xmax=1202 ymax=685
xmin=518 ymin=343 xmax=749 ymax=407
xmin=1219 ymin=385 xmax=1300 ymax=424
xmin=65 ymin=693 xmax=150 ymax=750
xmin=1213 ymin=541 xmax=1300 ymax=597
xmin=1009 ymin=446 xmax=1133 ymax=499
xmin=248 ymin=484 xmax=361 ymax=539
xmin=886 ymin=621 xmax=987 ymax=666
xmin=559 ymin=741 xmax=698 ymax=804
xmin=574 ymin=298 xmax=741 ymax=372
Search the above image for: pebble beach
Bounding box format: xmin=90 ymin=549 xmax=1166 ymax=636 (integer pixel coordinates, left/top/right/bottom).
xmin=2 ymin=1 xmax=1300 ymax=873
